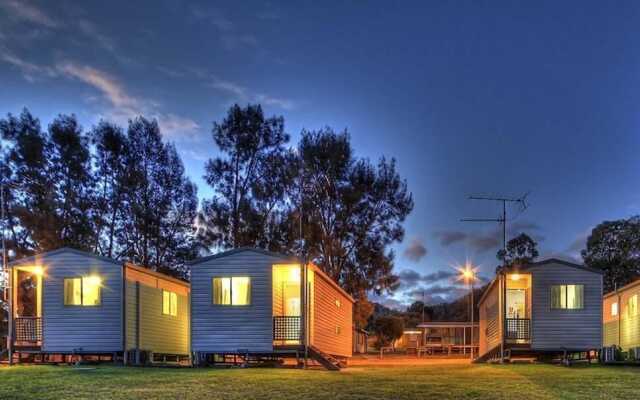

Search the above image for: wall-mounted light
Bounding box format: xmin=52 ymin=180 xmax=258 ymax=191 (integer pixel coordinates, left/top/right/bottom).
xmin=511 ymin=273 xmax=521 ymax=281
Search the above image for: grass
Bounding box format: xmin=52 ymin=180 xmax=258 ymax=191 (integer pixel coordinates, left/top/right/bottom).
xmin=1 ymin=363 xmax=639 ymax=400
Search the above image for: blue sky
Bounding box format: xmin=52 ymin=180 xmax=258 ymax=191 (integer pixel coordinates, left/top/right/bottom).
xmin=1 ymin=1 xmax=639 ymax=308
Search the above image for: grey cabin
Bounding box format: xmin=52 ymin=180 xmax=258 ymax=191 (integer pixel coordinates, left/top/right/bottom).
xmin=7 ymin=248 xmax=190 ymax=364
xmin=477 ymin=258 xmax=603 ymax=363
xmin=189 ymin=248 xmax=353 ymax=369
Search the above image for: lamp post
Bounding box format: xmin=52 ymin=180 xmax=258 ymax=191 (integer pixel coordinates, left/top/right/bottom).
xmin=460 ymin=264 xmax=476 ymax=361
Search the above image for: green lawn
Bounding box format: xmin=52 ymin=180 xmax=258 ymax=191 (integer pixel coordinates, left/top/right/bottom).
xmin=1 ymin=363 xmax=639 ymax=400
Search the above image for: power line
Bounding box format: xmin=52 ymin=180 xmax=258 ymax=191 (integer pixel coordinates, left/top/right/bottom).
xmin=460 ymin=192 xmax=530 ymax=263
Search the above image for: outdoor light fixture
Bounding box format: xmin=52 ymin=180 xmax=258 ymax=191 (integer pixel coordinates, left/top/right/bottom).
xmin=32 ymin=266 xmax=44 ymax=275
xmin=85 ymin=275 xmax=102 ymax=286
xmin=511 ymin=273 xmax=521 ymax=281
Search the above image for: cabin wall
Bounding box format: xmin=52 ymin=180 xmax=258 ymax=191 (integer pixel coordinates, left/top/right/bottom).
xmin=479 ymin=279 xmax=501 ymax=356
xmin=310 ymin=271 xmax=352 ymax=358
xmin=32 ymin=252 xmax=123 ymax=353
xmin=603 ymin=284 xmax=640 ymax=350
xmin=191 ymin=252 xmax=288 ymax=353
xmin=530 ymin=263 xmax=602 ymax=350
xmin=603 ymin=294 xmax=619 ymax=347
xmin=124 ymin=270 xmax=190 ymax=356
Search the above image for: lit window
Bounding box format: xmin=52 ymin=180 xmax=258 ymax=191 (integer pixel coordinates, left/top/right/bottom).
xmin=64 ymin=276 xmax=101 ymax=306
xmin=162 ymin=290 xmax=178 ymax=316
xmin=611 ymin=302 xmax=618 ymax=316
xmin=550 ymin=285 xmax=583 ymax=309
xmin=213 ymin=277 xmax=251 ymax=305
xmin=629 ymin=295 xmax=638 ymax=316
xmin=335 ymin=326 xmax=342 ymax=335
xmin=335 ymin=299 xmax=341 ymax=308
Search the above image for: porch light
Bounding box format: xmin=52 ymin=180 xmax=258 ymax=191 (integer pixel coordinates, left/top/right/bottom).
xmin=85 ymin=275 xmax=102 ymax=286
xmin=511 ymin=273 xmax=521 ymax=281
xmin=32 ymin=267 xmax=44 ymax=275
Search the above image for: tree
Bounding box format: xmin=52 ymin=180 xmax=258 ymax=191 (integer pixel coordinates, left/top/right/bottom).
xmin=290 ymin=128 xmax=413 ymax=299
xmin=582 ymin=217 xmax=640 ymax=293
xmin=117 ymin=117 xmax=199 ymax=276
xmin=353 ymin=291 xmax=375 ymax=329
xmin=91 ymin=121 xmax=129 ymax=258
xmin=201 ymin=104 xmax=293 ymax=250
xmin=0 ymin=110 xmax=95 ymax=254
xmin=497 ymin=232 xmax=539 ymax=271
xmin=372 ymin=316 xmax=404 ymax=348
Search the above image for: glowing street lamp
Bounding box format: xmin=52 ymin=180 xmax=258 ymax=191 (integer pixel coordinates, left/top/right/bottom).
xmin=458 ymin=263 xmax=477 ymax=360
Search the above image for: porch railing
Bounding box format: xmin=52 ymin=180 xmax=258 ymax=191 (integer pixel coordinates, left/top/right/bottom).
xmin=14 ymin=317 xmax=43 ymax=343
xmin=505 ymin=318 xmax=530 ymax=341
xmin=273 ymin=316 xmax=301 ymax=341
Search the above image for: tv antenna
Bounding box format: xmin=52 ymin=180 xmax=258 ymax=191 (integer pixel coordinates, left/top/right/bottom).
xmin=460 ymin=192 xmax=530 ymax=262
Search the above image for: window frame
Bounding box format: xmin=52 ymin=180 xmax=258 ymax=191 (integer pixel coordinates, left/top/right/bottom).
xmin=611 ymin=301 xmax=618 ymax=317
xmin=63 ymin=276 xmax=102 ymax=307
xmin=628 ymin=295 xmax=638 ymax=316
xmin=550 ymin=284 xmax=584 ymax=310
xmin=162 ymin=290 xmax=178 ymax=317
xmin=212 ymin=276 xmax=251 ymax=306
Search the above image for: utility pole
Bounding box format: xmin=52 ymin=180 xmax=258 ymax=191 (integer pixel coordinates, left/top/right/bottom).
xmin=1 ymin=182 xmax=11 ymax=365
xmin=461 ymin=193 xmax=529 ymax=263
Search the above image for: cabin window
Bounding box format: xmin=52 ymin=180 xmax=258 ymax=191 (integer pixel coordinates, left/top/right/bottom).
xmin=550 ymin=284 xmax=583 ymax=309
xmin=335 ymin=299 xmax=341 ymax=308
xmin=335 ymin=326 xmax=342 ymax=335
xmin=162 ymin=290 xmax=178 ymax=316
xmin=63 ymin=276 xmax=101 ymax=306
xmin=628 ymin=295 xmax=638 ymax=316
xmin=213 ymin=277 xmax=251 ymax=305
xmin=611 ymin=302 xmax=618 ymax=316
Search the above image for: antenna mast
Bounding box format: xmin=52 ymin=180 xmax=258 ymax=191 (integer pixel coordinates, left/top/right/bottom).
xmin=461 ymin=192 xmax=529 ymax=263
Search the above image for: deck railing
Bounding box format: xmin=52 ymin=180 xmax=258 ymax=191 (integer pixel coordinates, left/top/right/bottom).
xmin=505 ymin=318 xmax=530 ymax=341
xmin=14 ymin=317 xmax=43 ymax=343
xmin=273 ymin=316 xmax=302 ymax=341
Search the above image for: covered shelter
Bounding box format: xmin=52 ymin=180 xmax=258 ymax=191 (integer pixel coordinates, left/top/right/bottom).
xmin=394 ymin=322 xmax=479 ymax=356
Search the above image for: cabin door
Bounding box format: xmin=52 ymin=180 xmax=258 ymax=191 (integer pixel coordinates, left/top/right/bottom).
xmin=13 ymin=268 xmax=43 ymax=346
xmin=15 ymin=269 xmax=41 ymax=318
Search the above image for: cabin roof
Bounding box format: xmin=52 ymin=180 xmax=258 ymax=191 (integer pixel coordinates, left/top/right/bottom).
xmin=603 ymin=278 xmax=640 ymax=299
xmin=417 ymin=321 xmax=479 ymax=328
xmin=188 ymin=247 xmax=354 ymax=303
xmin=186 ymin=247 xmax=301 ymax=265
xmin=9 ymin=247 xmax=189 ymax=285
xmin=477 ymin=258 xmax=602 ymax=306
xmin=124 ymin=262 xmax=190 ymax=287
xmin=8 ymin=247 xmax=122 ymax=267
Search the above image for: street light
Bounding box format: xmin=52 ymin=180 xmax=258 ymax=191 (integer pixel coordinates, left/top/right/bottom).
xmin=458 ymin=263 xmax=477 ymax=361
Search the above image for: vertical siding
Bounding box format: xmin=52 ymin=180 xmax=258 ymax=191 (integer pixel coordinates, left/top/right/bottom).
xmin=36 ymin=251 xmax=123 ymax=353
xmin=311 ymin=271 xmax=352 ymax=358
xmin=191 ymin=251 xmax=289 ymax=353
xmin=479 ymin=279 xmax=500 ymax=357
xmin=530 ymin=263 xmax=602 ymax=350
xmin=137 ymin=285 xmax=190 ymax=355
xmin=125 ymin=281 xmax=138 ymax=349
xmin=604 ymin=284 xmax=640 ymax=350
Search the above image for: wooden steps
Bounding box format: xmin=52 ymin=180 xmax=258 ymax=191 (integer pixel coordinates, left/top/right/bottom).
xmin=308 ymin=346 xmax=342 ymax=371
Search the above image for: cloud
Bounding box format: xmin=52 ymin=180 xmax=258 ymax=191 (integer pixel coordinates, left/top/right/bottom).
xmin=469 ymin=234 xmax=501 ymax=253
xmin=403 ymin=238 xmax=427 ymax=262
xmin=210 ymin=77 xmax=296 ymax=110
xmin=189 ymin=5 xmax=258 ymax=51
xmin=422 ymin=270 xmax=456 ymax=283
xmin=0 ymin=52 xmax=58 ymax=82
xmin=434 ymin=231 xmax=467 ymax=246
xmin=54 ymin=61 xmax=200 ymax=139
xmin=434 ymin=220 xmax=543 ymax=254
xmin=0 ymin=0 xmax=58 ymax=28
xmin=397 ymin=268 xmax=457 ymax=292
